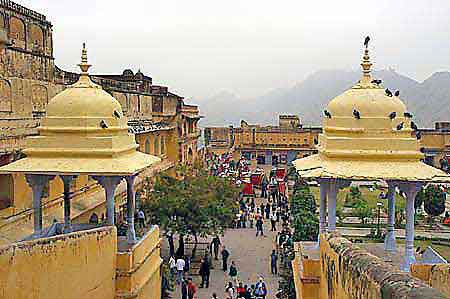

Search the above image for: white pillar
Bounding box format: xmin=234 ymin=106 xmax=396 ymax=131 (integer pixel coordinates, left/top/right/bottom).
xmin=399 ymin=182 xmax=422 ymax=272
xmin=60 ymin=175 xmax=76 ymax=233
xmin=327 ymin=180 xmax=337 ymax=231
xmin=384 ymin=182 xmax=397 ymax=251
xmin=126 ymin=175 xmax=137 ymax=244
xmin=93 ymin=176 xmax=123 ymax=226
xmin=25 ymin=174 xmax=55 ymax=235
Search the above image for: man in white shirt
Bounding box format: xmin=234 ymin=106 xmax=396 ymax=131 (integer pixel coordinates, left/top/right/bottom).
xmin=169 ymin=256 xmax=176 ymax=278
xmin=176 ymin=257 xmax=186 ymax=285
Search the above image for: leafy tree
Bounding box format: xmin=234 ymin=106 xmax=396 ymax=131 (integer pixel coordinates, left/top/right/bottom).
xmin=423 ymin=185 xmax=446 ymax=222
xmin=291 ymin=184 xmax=319 ymax=241
xmin=415 ymin=188 xmax=425 ymax=214
xmin=336 ymin=202 xmax=345 ymax=225
xmin=143 ymin=164 xmax=239 ymax=253
xmin=353 ymin=198 xmax=373 ymax=224
xmin=345 ymin=186 xmax=362 ymax=207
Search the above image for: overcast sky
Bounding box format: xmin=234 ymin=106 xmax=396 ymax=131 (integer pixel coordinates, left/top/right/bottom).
xmin=16 ymin=0 xmax=450 ymax=100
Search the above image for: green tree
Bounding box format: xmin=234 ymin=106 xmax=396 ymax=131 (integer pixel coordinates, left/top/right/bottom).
xmin=423 ymin=185 xmax=446 ymax=223
xmin=336 ymin=202 xmax=345 ymax=225
xmin=353 ymin=198 xmax=373 ymax=224
xmin=291 ymin=184 xmax=319 ymax=241
xmin=143 ymin=164 xmax=239 ymax=251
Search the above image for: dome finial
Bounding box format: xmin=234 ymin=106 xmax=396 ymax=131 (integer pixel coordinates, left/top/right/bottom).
xmin=360 ymin=36 xmax=372 ymax=84
xmin=78 ymin=42 xmax=91 ymax=75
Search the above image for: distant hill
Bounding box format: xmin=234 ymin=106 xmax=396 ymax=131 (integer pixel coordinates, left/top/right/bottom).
xmin=198 ymin=70 xmax=450 ymax=128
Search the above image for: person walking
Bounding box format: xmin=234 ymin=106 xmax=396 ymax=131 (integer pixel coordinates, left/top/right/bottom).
xmin=270 ymin=250 xmax=278 ymax=275
xmin=176 ymin=256 xmax=186 ymax=285
xmin=199 ymin=257 xmax=211 ymax=288
xmin=254 ymin=277 xmax=267 ymax=299
xmin=236 ymin=282 xmax=246 ymax=298
xmin=270 ymin=213 xmax=277 ymax=232
xmin=221 ymin=246 xmax=230 ymax=271
xmin=261 ymin=175 xmax=268 ymax=198
xmin=256 ymin=217 xmax=264 ymax=237
xmin=229 ymin=261 xmax=238 ymax=284
xmin=225 ymin=281 xmax=235 ymax=299
xmin=211 ymin=235 xmax=221 ymax=260
xmin=181 ymin=278 xmax=188 ymax=299
xmin=169 ymin=255 xmax=176 ymax=278
xmin=187 ymin=277 xmax=197 ymax=299
xmin=137 ymin=209 xmax=146 ymax=228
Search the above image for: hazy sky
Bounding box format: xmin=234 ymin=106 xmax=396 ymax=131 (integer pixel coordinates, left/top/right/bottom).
xmin=16 ymin=0 xmax=450 ymax=100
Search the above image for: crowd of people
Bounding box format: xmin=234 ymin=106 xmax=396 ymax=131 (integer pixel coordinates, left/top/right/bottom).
xmin=168 ymin=152 xmax=294 ymax=299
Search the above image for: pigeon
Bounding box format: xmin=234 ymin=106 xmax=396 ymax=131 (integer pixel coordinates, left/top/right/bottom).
xmin=394 ymin=90 xmax=400 ymax=97
xmin=113 ymin=110 xmax=121 ymax=119
xmin=411 ymin=121 xmax=418 ymax=131
xmin=364 ymin=36 xmax=370 ymax=48
xmin=314 ymin=138 xmax=318 ymax=145
xmin=396 ymin=122 xmax=404 ymax=130
xmin=416 ymin=131 xmax=422 ymax=140
xmin=388 ymin=112 xmax=396 ymax=120
xmin=100 ymin=120 xmax=108 ymax=129
xmin=353 ymin=109 xmax=361 ymax=119
xmin=404 ymin=112 xmax=413 ymax=118
xmin=385 ymin=89 xmax=393 ymax=97
xmin=371 ymin=79 xmax=382 ymax=85
xmin=323 ymin=110 xmax=332 ymax=118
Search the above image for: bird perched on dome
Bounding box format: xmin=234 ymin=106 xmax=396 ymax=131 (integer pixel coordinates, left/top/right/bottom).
xmin=323 ymin=110 xmax=332 ymax=118
xmin=371 ymin=79 xmax=382 ymax=85
xmin=385 ymin=89 xmax=393 ymax=97
xmin=388 ymin=112 xmax=396 ymax=120
xmin=394 ymin=90 xmax=400 ymax=97
xmin=404 ymin=112 xmax=413 ymax=118
xmin=100 ymin=120 xmax=108 ymax=129
xmin=411 ymin=121 xmax=418 ymax=131
xmin=396 ymin=122 xmax=404 ymax=130
xmin=353 ymin=109 xmax=361 ymax=119
xmin=364 ymin=36 xmax=370 ymax=48
xmin=416 ymin=131 xmax=422 ymax=140
xmin=113 ymin=110 xmax=121 ymax=119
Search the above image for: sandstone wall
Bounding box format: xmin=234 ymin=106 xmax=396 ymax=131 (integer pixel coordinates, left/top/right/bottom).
xmin=412 ymin=264 xmax=450 ymax=297
xmin=0 ymin=226 xmax=117 ymax=299
xmin=320 ymin=234 xmax=450 ymax=299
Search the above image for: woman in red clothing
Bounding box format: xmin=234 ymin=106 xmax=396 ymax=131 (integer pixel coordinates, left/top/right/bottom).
xmin=236 ymin=282 xmax=246 ymax=298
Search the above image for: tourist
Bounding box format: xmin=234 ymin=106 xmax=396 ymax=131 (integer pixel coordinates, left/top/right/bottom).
xmin=225 ymin=281 xmax=235 ymax=299
xmin=270 ymin=212 xmax=277 ymax=231
xmin=168 ymin=255 xmax=176 ymax=278
xmin=166 ymin=231 xmax=175 ymax=257
xmin=229 ymin=261 xmax=238 ymax=284
xmin=211 ymin=235 xmax=222 ymax=260
xmin=246 ymin=285 xmax=254 ymax=299
xmin=254 ymin=277 xmax=267 ymax=299
xmin=237 ymin=282 xmax=246 ymax=298
xmin=248 ymin=211 xmax=254 ymax=228
xmin=137 ymin=209 xmax=146 ymax=228
xmin=261 ymin=175 xmax=268 ymax=198
xmin=256 ymin=216 xmax=264 ymax=237
xmin=199 ymin=257 xmax=211 ymax=288
xmin=221 ymin=246 xmax=230 ymax=271
xmin=176 ymin=256 xmax=186 ymax=285
xmin=270 ymin=249 xmax=278 ymax=275
xmin=187 ymin=277 xmax=197 ymax=299
xmin=181 ymin=278 xmax=188 ymax=299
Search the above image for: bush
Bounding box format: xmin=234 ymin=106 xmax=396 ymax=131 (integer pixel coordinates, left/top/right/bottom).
xmin=291 ymin=184 xmax=319 ymax=242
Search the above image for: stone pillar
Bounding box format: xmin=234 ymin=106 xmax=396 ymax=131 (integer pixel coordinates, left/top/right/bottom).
xmin=398 ymin=182 xmax=423 ymax=272
xmin=60 ymin=175 xmax=76 ymax=233
xmin=93 ymin=176 xmax=123 ymax=226
xmin=126 ymin=175 xmax=137 ymax=244
xmin=316 ymin=179 xmax=329 ymax=247
xmin=384 ymin=182 xmax=397 ymax=251
xmin=25 ymin=174 xmax=55 ymax=235
xmin=327 ymin=180 xmax=337 ymax=231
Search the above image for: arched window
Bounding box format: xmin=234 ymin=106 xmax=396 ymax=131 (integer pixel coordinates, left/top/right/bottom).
xmin=154 ymin=136 xmax=159 ymax=155
xmin=160 ymin=136 xmax=165 ymax=154
xmin=144 ymin=139 xmax=150 ymax=154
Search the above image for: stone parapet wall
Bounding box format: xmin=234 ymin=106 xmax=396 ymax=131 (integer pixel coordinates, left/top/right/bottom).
xmin=412 ymin=264 xmax=450 ymax=297
xmin=320 ymin=233 xmax=450 ymax=299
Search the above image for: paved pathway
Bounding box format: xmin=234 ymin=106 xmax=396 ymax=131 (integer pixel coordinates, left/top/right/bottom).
xmin=166 ymin=196 xmax=280 ymax=299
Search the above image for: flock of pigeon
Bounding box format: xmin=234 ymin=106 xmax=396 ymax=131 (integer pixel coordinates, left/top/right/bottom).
xmin=99 ymin=110 xmax=122 ymax=130
xmin=322 ymin=79 xmax=422 ymax=140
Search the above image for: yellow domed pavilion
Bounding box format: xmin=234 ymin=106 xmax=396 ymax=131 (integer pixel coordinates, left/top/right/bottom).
xmin=0 ymin=44 xmax=160 ymax=244
xmin=293 ymin=42 xmax=450 ymax=271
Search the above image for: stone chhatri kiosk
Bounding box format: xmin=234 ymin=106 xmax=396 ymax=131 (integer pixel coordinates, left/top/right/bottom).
xmin=293 ymin=42 xmax=450 ymax=271
xmin=0 ymin=44 xmax=160 ymax=244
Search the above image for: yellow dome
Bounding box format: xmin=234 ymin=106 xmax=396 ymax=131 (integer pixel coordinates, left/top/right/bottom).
xmin=318 ymin=47 xmax=420 ymax=161
xmin=0 ymin=44 xmax=160 ymax=175
xmin=293 ymin=43 xmax=450 ymax=182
